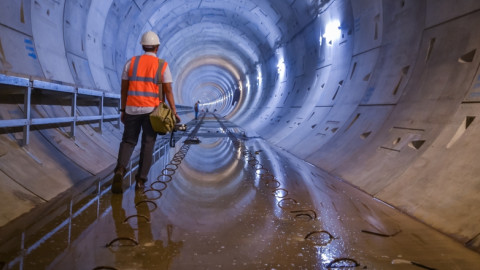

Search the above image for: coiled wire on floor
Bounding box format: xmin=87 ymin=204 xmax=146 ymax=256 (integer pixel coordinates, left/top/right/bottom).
xmin=98 ymin=115 xmax=206 ymax=270
xmin=240 ymin=147 xmax=361 ymax=268
xmin=213 ymin=115 xmax=361 ymax=269
xmin=101 ymin=114 xmax=360 ymax=269
xmin=145 ymin=114 xmax=206 ymax=196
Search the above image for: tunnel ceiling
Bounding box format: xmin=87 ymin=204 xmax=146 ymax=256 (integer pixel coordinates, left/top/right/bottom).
xmin=105 ymin=0 xmax=320 ymax=116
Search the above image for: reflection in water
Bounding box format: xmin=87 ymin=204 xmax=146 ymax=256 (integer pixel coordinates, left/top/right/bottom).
xmin=109 ymin=192 xmax=183 ymax=269
xmin=1 ymin=116 xmax=479 ymax=269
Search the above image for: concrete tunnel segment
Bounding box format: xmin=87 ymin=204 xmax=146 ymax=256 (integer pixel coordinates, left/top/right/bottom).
xmin=0 ymin=0 xmax=479 ymax=253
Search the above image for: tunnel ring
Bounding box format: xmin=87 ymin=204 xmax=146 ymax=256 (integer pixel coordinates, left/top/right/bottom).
xmin=273 ymin=188 xmax=289 ymax=198
xmin=261 ymin=173 xmax=275 ymax=181
xmin=291 ymin=209 xmax=318 ymax=220
xmin=124 ymin=214 xmax=150 ymax=223
xmin=305 ymin=230 xmax=335 ymax=246
xmin=326 ymin=258 xmax=360 ymax=268
xmin=172 ymin=156 xmax=184 ymax=163
xmin=248 ymin=160 xmax=259 ymax=166
xmin=266 ymin=180 xmax=281 ymax=188
xmin=174 ymin=153 xmax=186 ymax=159
xmin=161 ymin=168 xmax=176 ymax=176
xmin=93 ymin=266 xmax=119 ymax=270
xmin=151 ymin=181 xmax=168 ymax=191
xmin=105 ymin=237 xmax=138 ymax=247
xmin=143 ymin=189 xmax=163 ymax=200
xmin=255 ymin=168 xmax=268 ymax=175
xmin=277 ymin=198 xmax=298 ymax=210
xmin=170 ymin=159 xmax=182 ymax=165
xmin=293 ymin=213 xmax=314 ymax=221
xmin=166 ymin=164 xmax=178 ymax=170
xmin=135 ymin=200 xmax=158 ymax=211
xmin=157 ymin=174 xmax=173 ymax=182
xmin=254 ymin=164 xmax=264 ymax=169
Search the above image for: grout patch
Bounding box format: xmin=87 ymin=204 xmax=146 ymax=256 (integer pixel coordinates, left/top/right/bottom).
xmin=350 ymin=62 xmax=357 ymax=79
xmin=20 ymin=0 xmax=25 ymax=23
xmin=345 ymin=113 xmax=360 ymax=132
xmin=374 ymin=14 xmax=380 ymax=40
xmin=393 ymin=66 xmax=409 ymax=96
xmin=332 ymin=80 xmax=343 ymax=100
xmin=458 ymin=49 xmax=476 ymax=63
xmin=360 ymin=131 xmax=371 ymax=139
xmin=408 ymin=140 xmax=425 ymax=150
xmin=446 ymin=116 xmax=475 ymax=149
xmin=425 ymin=38 xmax=435 ymax=63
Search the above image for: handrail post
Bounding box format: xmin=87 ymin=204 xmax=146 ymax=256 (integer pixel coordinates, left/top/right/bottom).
xmin=71 ymin=90 xmax=77 ymax=139
xmin=99 ymin=94 xmax=104 ymax=133
xmin=23 ymin=81 xmax=32 ymax=146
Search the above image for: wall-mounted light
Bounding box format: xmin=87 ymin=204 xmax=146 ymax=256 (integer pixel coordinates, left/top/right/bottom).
xmin=276 ymin=48 xmax=286 ymax=79
xmin=322 ymin=20 xmax=341 ymax=45
xmin=256 ymin=65 xmax=263 ymax=86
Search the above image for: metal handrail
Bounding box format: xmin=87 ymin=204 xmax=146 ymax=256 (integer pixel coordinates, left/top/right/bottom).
xmin=0 ymin=73 xmax=192 ymax=145
xmin=0 ymin=73 xmax=120 ymax=145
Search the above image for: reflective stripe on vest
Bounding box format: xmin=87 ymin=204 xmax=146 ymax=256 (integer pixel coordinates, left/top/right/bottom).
xmin=126 ymin=55 xmax=167 ymax=107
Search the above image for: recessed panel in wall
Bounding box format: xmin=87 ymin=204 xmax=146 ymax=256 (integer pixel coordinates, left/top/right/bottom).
xmin=31 ymin=0 xmax=74 ymax=83
xmin=0 ymin=25 xmax=43 ymax=77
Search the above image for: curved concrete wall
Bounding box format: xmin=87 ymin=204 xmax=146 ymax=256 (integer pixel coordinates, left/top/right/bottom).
xmin=1 ymin=0 xmax=479 ymax=249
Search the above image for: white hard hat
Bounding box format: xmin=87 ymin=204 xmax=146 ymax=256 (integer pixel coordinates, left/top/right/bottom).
xmin=140 ymin=31 xmax=160 ymax=46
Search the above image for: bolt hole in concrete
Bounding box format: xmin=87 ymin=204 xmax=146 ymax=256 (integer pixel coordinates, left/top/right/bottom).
xmin=393 ymin=137 xmax=401 ymax=145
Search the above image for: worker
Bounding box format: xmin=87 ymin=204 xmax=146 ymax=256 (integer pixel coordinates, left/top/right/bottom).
xmin=112 ymin=31 xmax=181 ymax=193
xmin=194 ymin=100 xmax=200 ymax=120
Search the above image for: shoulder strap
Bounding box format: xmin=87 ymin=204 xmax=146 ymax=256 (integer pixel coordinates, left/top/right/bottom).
xmin=157 ymin=59 xmax=166 ymax=102
xmin=128 ymin=56 xmax=140 ymax=79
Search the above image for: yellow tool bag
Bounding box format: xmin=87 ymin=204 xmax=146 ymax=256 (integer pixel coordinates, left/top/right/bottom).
xmin=150 ymin=101 xmax=176 ymax=134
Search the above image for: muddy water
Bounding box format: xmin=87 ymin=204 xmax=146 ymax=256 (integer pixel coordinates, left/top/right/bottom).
xmin=3 ymin=115 xmax=479 ymax=269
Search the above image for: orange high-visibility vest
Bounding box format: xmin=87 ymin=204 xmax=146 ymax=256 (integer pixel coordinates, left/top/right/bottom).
xmin=126 ymin=55 xmax=168 ymax=107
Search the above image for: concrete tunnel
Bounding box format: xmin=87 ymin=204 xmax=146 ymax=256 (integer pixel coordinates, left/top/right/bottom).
xmin=1 ymin=0 xmax=480 ymax=269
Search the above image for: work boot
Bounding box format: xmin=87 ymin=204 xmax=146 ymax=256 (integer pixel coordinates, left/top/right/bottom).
xmin=111 ymin=168 xmax=125 ymax=194
xmin=135 ymin=176 xmax=147 ymax=191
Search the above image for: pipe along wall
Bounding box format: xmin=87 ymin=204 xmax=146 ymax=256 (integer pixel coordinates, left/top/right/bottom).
xmin=0 ymin=0 xmax=479 ymax=254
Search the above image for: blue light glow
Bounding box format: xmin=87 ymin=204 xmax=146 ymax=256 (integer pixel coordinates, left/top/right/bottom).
xmin=322 ymin=20 xmax=341 ymax=45
xmin=276 ymin=58 xmax=285 ymax=76
xmin=256 ymin=65 xmax=262 ymax=86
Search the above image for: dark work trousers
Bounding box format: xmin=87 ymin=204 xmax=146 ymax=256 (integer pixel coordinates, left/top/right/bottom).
xmin=115 ymin=113 xmax=157 ymax=181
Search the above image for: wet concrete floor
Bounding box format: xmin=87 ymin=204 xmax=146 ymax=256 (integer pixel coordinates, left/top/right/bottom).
xmin=1 ymin=114 xmax=480 ymax=269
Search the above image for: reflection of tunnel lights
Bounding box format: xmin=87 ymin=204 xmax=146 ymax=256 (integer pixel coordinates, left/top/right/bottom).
xmin=277 ymin=59 xmax=285 ymax=75
xmin=275 ymin=47 xmax=286 ymax=81
xmin=276 ymin=59 xmax=285 ymax=76
xmin=256 ymin=65 xmax=262 ymax=86
xmin=322 ymin=20 xmax=341 ymax=44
